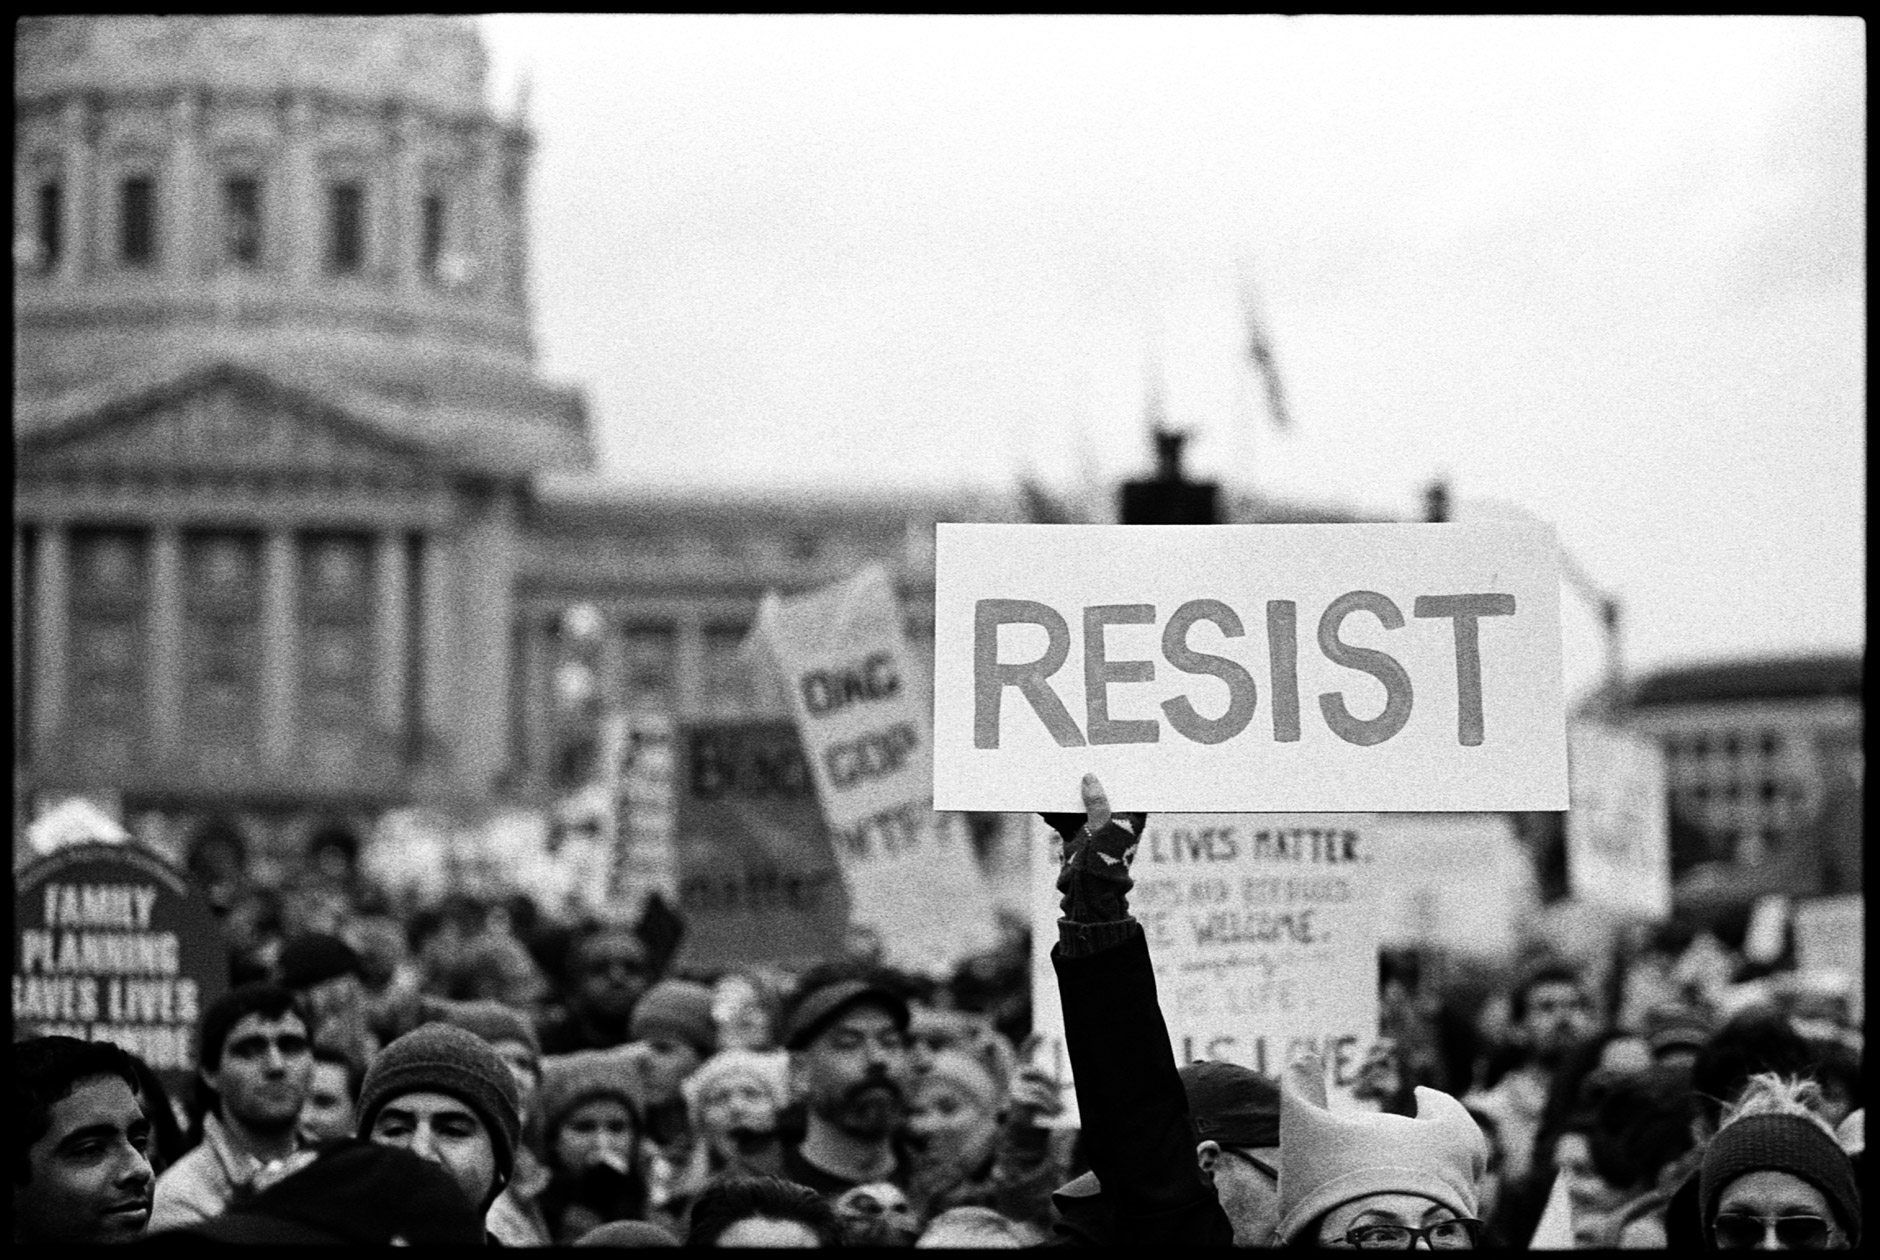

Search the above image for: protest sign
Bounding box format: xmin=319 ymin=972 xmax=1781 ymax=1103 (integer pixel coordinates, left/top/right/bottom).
xmin=670 ymin=719 xmax=852 ymax=971
xmin=1366 ymin=812 xmax=1532 ymax=958
xmin=26 ymin=793 xmax=130 ymax=857
xmin=1566 ymin=722 xmax=1671 ymax=919
xmin=14 ymin=842 xmax=229 ymax=1101
xmin=1031 ymin=811 xmax=1382 ymax=1123
xmin=761 ymin=566 xmax=996 ymax=974
xmin=1792 ymin=895 xmax=1861 ymax=995
xmin=609 ymin=710 xmax=679 ymax=903
xmin=933 ymin=522 xmax=1567 ymax=813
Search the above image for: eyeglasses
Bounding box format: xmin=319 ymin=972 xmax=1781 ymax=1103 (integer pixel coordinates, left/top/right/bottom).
xmin=1223 ymin=1148 xmax=1279 ymax=1182
xmin=1343 ymin=1218 xmax=1481 ymax=1249
xmin=1712 ymin=1213 xmax=1834 ymax=1250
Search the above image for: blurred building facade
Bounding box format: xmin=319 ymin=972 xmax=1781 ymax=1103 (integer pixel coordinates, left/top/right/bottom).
xmin=1626 ymin=654 xmax=1863 ymax=899
xmin=11 ymin=15 xmax=987 ymax=878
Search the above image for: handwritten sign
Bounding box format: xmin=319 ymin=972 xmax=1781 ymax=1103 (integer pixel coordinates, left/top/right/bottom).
xmin=1792 ymin=895 xmax=1862 ymax=983
xmin=670 ymin=720 xmax=852 ymax=971
xmin=761 ymin=567 xmax=996 ymax=974
xmin=933 ymin=523 xmax=1567 ymax=812
xmin=1031 ymin=812 xmax=1381 ymax=1124
xmin=1566 ymin=722 xmax=1671 ymax=919
xmin=13 ymin=843 xmax=229 ymax=1100
xmin=1365 ymin=812 xmax=1532 ymax=958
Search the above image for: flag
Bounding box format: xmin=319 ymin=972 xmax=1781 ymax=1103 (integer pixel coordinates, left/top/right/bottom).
xmin=1240 ymin=271 xmax=1293 ymax=431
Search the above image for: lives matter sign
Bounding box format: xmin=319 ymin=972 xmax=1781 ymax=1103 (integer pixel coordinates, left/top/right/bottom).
xmin=13 ymin=842 xmax=229 ymax=1100
xmin=934 ymin=523 xmax=1568 ymax=813
xmin=1031 ymin=812 xmax=1381 ymax=1124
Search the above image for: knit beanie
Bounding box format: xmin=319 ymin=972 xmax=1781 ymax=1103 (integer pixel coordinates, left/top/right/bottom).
xmin=921 ymin=1048 xmax=1003 ymax=1114
xmin=680 ymin=1049 xmax=791 ymax=1123
xmin=358 ymin=1023 xmax=523 ymax=1192
xmin=1699 ymin=1113 xmax=1861 ymax=1243
xmin=539 ymin=1049 xmax=643 ymax=1139
xmin=627 ymin=980 xmax=717 ymax=1057
xmin=1273 ymin=1053 xmax=1486 ymax=1246
xmin=278 ymin=932 xmax=363 ymax=990
xmin=426 ymin=997 xmax=542 ymax=1063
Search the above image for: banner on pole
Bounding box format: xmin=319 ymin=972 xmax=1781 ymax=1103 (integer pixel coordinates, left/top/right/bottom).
xmin=1566 ymin=722 xmax=1671 ymax=919
xmin=761 ymin=566 xmax=996 ymax=974
xmin=934 ymin=523 xmax=1567 ymax=813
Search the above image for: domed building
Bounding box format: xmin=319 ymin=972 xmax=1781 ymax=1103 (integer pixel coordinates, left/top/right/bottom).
xmin=12 ymin=15 xmax=983 ymax=879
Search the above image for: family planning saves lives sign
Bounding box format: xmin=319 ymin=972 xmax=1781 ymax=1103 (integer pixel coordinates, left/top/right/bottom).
xmin=934 ymin=523 xmax=1568 ymax=812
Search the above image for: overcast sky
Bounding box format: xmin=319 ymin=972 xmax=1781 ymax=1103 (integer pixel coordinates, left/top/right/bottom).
xmin=478 ymin=15 xmax=1863 ymax=702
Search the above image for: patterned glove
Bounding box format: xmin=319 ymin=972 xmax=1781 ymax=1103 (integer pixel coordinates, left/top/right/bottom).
xmin=1041 ymin=774 xmax=1147 ymax=950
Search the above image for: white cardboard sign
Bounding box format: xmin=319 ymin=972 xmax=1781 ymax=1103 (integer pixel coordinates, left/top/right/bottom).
xmin=761 ymin=566 xmax=996 ymax=973
xmin=1031 ymin=811 xmax=1382 ymax=1124
xmin=934 ymin=523 xmax=1568 ymax=813
xmin=1565 ymin=722 xmax=1671 ymax=920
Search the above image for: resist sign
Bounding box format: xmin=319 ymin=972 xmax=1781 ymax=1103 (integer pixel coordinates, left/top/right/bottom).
xmin=934 ymin=523 xmax=1568 ymax=812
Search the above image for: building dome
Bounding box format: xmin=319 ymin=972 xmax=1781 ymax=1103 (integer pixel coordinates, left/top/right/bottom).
xmin=16 ymin=15 xmax=492 ymax=120
xmin=14 ymin=15 xmax=586 ymax=473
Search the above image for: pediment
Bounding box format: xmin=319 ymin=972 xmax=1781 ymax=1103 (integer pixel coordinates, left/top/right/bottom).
xmin=16 ymin=363 xmax=443 ymax=482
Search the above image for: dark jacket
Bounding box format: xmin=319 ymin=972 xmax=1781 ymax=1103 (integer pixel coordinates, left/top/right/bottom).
xmin=1051 ymin=926 xmax=1235 ymax=1248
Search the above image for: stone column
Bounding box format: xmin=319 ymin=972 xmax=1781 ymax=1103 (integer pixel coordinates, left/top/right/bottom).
xmin=60 ymin=96 xmax=92 ymax=281
xmin=283 ymin=92 xmax=317 ymax=283
xmin=166 ymin=90 xmax=199 ymax=278
xmin=390 ymin=106 xmax=420 ymax=294
xmin=418 ymin=530 xmax=456 ymax=756
xmin=521 ymin=609 xmax=554 ymax=788
xmin=374 ymin=530 xmax=408 ymax=734
xmin=31 ymin=524 xmax=69 ymax=758
xmin=148 ymin=526 xmax=183 ymax=748
xmin=260 ymin=529 xmax=297 ymax=763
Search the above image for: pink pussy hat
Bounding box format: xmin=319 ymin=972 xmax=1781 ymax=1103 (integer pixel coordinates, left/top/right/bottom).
xmin=1273 ymin=1052 xmax=1487 ymax=1246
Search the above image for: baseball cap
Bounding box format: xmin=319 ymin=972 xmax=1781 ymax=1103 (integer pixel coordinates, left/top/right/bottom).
xmin=1183 ymin=1059 xmax=1282 ymax=1148
xmin=780 ymin=978 xmax=910 ymax=1051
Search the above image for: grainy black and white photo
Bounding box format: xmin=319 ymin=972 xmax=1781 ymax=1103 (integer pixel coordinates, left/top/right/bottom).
xmin=12 ymin=14 xmax=1862 ymax=1249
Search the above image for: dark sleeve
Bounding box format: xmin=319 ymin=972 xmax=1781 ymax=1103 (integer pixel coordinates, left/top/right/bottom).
xmin=1052 ymin=928 xmax=1234 ymax=1248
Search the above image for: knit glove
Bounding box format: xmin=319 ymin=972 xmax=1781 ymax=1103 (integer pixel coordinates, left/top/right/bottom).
xmin=1040 ymin=773 xmax=1147 ymax=956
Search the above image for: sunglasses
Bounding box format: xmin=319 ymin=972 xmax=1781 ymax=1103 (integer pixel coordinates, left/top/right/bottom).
xmin=1712 ymin=1213 xmax=1834 ymax=1250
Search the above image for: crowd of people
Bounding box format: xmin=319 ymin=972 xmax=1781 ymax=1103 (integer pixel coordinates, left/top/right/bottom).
xmin=13 ymin=777 xmax=1863 ymax=1247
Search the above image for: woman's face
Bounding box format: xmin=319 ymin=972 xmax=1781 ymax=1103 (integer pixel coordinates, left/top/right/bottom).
xmin=907 ymin=1076 xmax=999 ymax=1175
xmin=698 ymin=1077 xmax=780 ymax=1146
xmin=1315 ymin=1193 xmax=1473 ymax=1249
xmin=1713 ymin=1170 xmax=1849 ymax=1250
xmin=554 ymin=1097 xmax=637 ymax=1173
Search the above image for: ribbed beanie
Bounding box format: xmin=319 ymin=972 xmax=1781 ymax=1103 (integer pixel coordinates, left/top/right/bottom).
xmin=1273 ymin=1053 xmax=1485 ymax=1245
xmin=358 ymin=1023 xmax=523 ymax=1192
xmin=1699 ymin=1113 xmax=1860 ymax=1243
xmin=539 ymin=1049 xmax=643 ymax=1139
xmin=628 ymin=980 xmax=717 ymax=1057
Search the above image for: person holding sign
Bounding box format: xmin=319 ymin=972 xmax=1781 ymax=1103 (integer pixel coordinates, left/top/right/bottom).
xmin=1045 ymin=773 xmax=1490 ymax=1248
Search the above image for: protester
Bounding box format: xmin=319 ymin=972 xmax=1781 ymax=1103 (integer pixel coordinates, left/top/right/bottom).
xmin=1464 ymin=959 xmax=1600 ymax=1188
xmin=711 ymin=972 xmax=785 ymax=1052
xmin=906 ymin=1044 xmax=1068 ymax=1231
xmin=1699 ymin=1073 xmax=1861 ymax=1250
xmin=358 ymin=1021 xmax=524 ymax=1239
xmin=13 ymin=1036 xmax=155 ymax=1244
xmin=1047 ymin=1058 xmax=1283 ymax=1246
xmin=121 ymin=1051 xmax=188 ymax=1179
xmin=297 ymin=1044 xmax=364 ymax=1145
xmin=277 ymin=930 xmax=380 ymax=1062
xmin=575 ymin=1218 xmax=684 ymax=1246
xmin=537 ymin=1049 xmax=651 ymax=1242
xmin=541 ymin=923 xmax=658 ymax=1055
xmin=1547 ymin=1064 xmax=1697 ymax=1248
xmin=775 ymin=966 xmax=917 ymax=1197
xmin=426 ymin=997 xmax=554 ymax=1246
xmin=917 ymin=1204 xmax=1039 ymax=1247
xmin=146 ymin=1138 xmax=488 ymax=1245
xmin=151 ymin=983 xmax=313 ymax=1230
xmin=682 ymin=1049 xmax=792 ymax=1180
xmin=683 ymin=1174 xmax=844 ymax=1247
xmin=629 ymin=978 xmax=720 ymax=1154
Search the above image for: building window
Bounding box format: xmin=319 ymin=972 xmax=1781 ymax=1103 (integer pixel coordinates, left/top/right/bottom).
xmin=421 ymin=191 xmax=446 ymax=280
xmin=37 ymin=181 xmax=62 ymax=270
xmin=222 ymin=175 xmax=262 ymax=267
xmin=326 ymin=181 xmax=364 ymax=274
xmin=120 ymin=175 xmax=156 ymax=267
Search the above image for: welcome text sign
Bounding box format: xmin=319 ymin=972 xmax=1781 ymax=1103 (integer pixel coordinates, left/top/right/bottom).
xmin=933 ymin=523 xmax=1568 ymax=812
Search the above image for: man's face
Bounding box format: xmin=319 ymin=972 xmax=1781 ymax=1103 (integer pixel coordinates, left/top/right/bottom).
xmin=1199 ymin=1142 xmax=1282 ymax=1247
xmin=1522 ymin=980 xmax=1596 ymax=1060
xmin=793 ymin=1004 xmax=911 ymax=1140
xmin=13 ymin=1074 xmax=154 ymax=1244
xmin=206 ymin=1012 xmax=313 ymax=1133
xmin=575 ymin=932 xmax=650 ymax=1020
xmin=298 ymin=1060 xmax=358 ymax=1144
xmin=368 ymin=1090 xmax=499 ymax=1211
